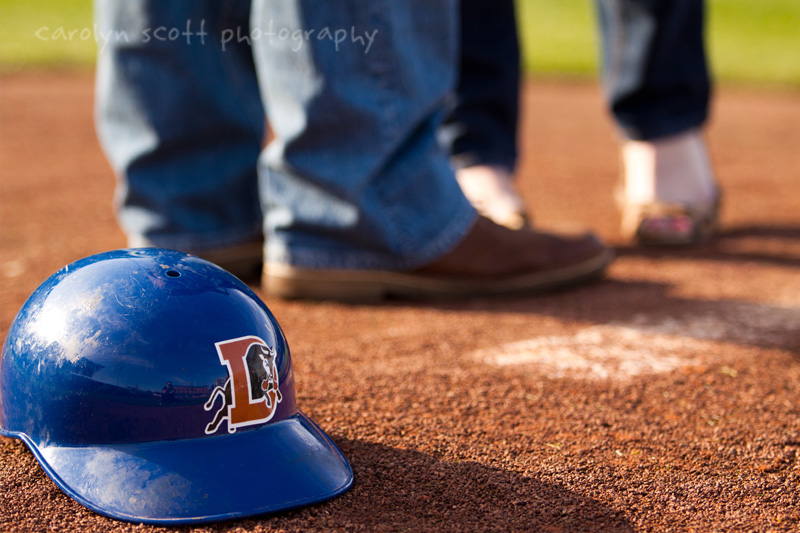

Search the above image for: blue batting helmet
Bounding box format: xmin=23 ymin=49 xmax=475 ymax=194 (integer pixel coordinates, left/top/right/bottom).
xmin=0 ymin=249 xmax=352 ymax=525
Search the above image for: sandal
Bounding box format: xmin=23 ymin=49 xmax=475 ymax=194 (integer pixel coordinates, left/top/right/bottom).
xmin=618 ymin=188 xmax=721 ymax=246
xmin=617 ymin=129 xmax=720 ymax=246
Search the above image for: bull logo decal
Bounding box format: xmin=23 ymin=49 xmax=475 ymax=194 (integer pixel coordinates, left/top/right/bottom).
xmin=204 ymin=335 xmax=283 ymax=434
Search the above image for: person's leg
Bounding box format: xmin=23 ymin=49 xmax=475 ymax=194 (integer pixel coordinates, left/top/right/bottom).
xmin=442 ymin=0 xmax=527 ymax=229
xmin=443 ymin=0 xmax=520 ymax=171
xmin=95 ymin=0 xmax=265 ymax=260
xmin=597 ymin=0 xmax=710 ymax=141
xmin=251 ymin=0 xmax=610 ymax=300
xmin=251 ymin=0 xmax=474 ymax=272
xmin=597 ymin=0 xmax=718 ymax=245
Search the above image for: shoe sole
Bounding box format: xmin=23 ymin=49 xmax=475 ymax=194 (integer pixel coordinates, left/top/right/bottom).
xmin=263 ymin=249 xmax=613 ymax=302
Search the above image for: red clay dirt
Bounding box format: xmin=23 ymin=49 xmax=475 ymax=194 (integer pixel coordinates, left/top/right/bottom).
xmin=1 ymin=72 xmax=799 ymax=532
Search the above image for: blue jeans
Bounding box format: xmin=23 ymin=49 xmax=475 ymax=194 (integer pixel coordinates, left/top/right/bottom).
xmin=96 ymin=0 xmax=474 ymax=270
xmin=441 ymin=0 xmax=520 ymax=172
xmin=438 ymin=0 xmax=710 ymax=173
xmin=597 ymin=0 xmax=711 ymax=140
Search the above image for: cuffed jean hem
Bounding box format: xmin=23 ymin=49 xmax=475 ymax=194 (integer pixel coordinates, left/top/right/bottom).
xmin=265 ymin=203 xmax=477 ymax=271
xmin=124 ymin=223 xmax=264 ymax=252
xmin=616 ymin=108 xmax=709 ymax=141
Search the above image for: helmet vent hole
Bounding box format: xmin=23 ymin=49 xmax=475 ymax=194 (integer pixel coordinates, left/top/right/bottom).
xmin=166 ymin=270 xmax=181 ymax=278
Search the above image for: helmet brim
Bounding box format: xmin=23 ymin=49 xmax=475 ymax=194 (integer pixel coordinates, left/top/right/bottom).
xmin=6 ymin=413 xmax=353 ymax=525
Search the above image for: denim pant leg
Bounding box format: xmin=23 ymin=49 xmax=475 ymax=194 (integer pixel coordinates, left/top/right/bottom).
xmin=250 ymin=0 xmax=476 ymax=271
xmin=596 ymin=0 xmax=711 ymax=140
xmin=440 ymin=0 xmax=521 ymax=172
xmin=95 ymin=0 xmax=265 ymax=250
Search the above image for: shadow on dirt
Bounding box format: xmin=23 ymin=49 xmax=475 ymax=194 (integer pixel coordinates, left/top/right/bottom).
xmin=716 ymin=224 xmax=800 ymax=241
xmin=372 ymin=223 xmax=799 ymax=354
xmin=614 ymin=223 xmax=800 ymax=268
xmin=1 ymin=436 xmax=634 ymax=532
xmin=241 ymin=438 xmax=635 ymax=532
xmin=393 ymin=274 xmax=800 ymax=355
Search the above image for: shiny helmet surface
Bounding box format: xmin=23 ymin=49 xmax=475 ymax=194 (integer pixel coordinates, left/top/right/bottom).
xmin=0 ymin=249 xmax=352 ymax=524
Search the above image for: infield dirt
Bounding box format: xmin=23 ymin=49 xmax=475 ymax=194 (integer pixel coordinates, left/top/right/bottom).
xmin=1 ymin=73 xmax=799 ymax=532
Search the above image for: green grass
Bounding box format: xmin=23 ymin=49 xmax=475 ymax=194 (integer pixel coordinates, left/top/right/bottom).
xmin=0 ymin=0 xmax=95 ymax=69
xmin=1 ymin=0 xmax=799 ymax=87
xmin=708 ymin=0 xmax=800 ymax=86
xmin=515 ymin=1 xmax=599 ymax=78
xmin=516 ymin=0 xmax=800 ymax=87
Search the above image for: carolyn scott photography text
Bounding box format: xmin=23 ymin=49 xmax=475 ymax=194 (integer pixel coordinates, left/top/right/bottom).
xmin=35 ymin=19 xmax=379 ymax=54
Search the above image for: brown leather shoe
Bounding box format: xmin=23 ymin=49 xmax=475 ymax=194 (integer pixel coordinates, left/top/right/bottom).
xmin=263 ymin=216 xmax=612 ymax=301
